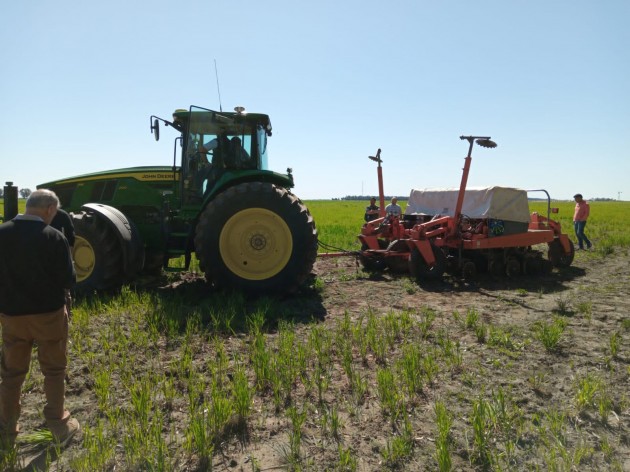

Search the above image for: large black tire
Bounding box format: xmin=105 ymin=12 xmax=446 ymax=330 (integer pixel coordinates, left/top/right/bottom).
xmin=409 ymin=245 xmax=445 ymax=280
xmin=72 ymin=211 xmax=125 ymax=293
xmin=194 ymin=182 xmax=318 ymax=294
xmin=548 ymin=239 xmax=575 ymax=268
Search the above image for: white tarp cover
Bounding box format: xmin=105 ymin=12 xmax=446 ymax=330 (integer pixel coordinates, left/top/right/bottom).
xmin=405 ymin=186 xmax=530 ymax=223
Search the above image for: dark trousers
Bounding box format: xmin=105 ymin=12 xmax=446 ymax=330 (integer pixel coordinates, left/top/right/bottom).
xmin=574 ymin=220 xmax=591 ymax=249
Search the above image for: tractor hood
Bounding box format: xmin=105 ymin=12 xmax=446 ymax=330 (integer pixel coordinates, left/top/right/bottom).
xmin=37 ymin=166 xmax=178 ymax=188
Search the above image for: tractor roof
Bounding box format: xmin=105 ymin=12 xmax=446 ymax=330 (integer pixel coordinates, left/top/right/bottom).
xmin=172 ymin=107 xmax=272 ymax=134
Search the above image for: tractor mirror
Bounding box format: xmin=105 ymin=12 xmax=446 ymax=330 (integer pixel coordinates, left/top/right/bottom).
xmin=151 ymin=118 xmax=160 ymax=141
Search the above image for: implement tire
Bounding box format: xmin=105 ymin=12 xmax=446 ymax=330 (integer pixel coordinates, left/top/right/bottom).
xmin=359 ymin=240 xmax=388 ymax=272
xmin=72 ymin=211 xmax=124 ymax=293
xmin=548 ymin=239 xmax=575 ymax=268
xmin=409 ymin=245 xmax=445 ymax=280
xmin=194 ymin=182 xmax=318 ymax=294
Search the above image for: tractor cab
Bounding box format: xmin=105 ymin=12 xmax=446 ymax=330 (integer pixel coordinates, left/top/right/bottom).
xmin=151 ymin=105 xmax=274 ymax=204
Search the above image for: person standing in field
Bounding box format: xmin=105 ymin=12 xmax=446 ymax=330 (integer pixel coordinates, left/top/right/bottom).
xmin=385 ymin=197 xmax=402 ymax=217
xmin=50 ymin=208 xmax=76 ymax=318
xmin=364 ymin=197 xmax=380 ymax=222
xmin=573 ymin=193 xmax=592 ymax=250
xmin=0 ymin=189 xmax=80 ymax=451
xmin=50 ymin=208 xmax=75 ymax=249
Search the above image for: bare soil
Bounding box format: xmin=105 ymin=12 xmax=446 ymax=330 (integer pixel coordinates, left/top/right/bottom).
xmin=12 ymin=249 xmax=630 ymax=471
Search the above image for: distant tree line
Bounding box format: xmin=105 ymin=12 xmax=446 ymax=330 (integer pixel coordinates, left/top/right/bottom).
xmin=341 ymin=195 xmax=409 ymax=201
xmin=340 ymin=195 xmax=621 ymax=202
xmin=0 ymin=187 xmax=32 ymax=199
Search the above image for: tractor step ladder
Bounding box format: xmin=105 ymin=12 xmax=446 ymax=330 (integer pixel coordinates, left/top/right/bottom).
xmin=164 ymin=230 xmax=192 ymax=271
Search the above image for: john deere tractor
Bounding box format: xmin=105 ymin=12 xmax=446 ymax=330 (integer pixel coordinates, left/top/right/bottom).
xmin=37 ymin=106 xmax=318 ymax=294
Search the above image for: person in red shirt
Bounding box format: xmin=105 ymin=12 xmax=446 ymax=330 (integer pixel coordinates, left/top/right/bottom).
xmin=573 ymin=193 xmax=592 ymax=250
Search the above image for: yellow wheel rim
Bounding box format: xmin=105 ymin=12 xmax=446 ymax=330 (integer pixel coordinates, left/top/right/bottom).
xmin=73 ymin=235 xmax=95 ymax=282
xmin=219 ymin=208 xmax=293 ymax=280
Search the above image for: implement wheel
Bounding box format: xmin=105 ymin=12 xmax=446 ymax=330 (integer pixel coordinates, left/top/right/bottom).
xmin=195 ymin=182 xmax=318 ymax=294
xmin=461 ymin=260 xmax=477 ymax=279
xmin=505 ymin=256 xmax=521 ymax=277
xmin=409 ymin=245 xmax=445 ymax=280
xmin=548 ymin=239 xmax=575 ymax=268
xmin=359 ymin=240 xmax=388 ymax=272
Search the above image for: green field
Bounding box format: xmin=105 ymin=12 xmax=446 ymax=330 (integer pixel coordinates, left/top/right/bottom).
xmin=3 ymin=197 xmax=629 ymax=254
xmin=306 ymin=199 xmax=630 ymax=254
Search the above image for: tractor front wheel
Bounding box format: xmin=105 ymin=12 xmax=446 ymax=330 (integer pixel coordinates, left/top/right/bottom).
xmin=194 ymin=182 xmax=318 ymax=294
xmin=72 ymin=211 xmax=124 ymax=293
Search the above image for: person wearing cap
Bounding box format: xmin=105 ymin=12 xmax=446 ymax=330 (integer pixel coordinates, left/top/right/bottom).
xmin=364 ymin=197 xmax=380 ymax=222
xmin=573 ymin=193 xmax=592 ymax=250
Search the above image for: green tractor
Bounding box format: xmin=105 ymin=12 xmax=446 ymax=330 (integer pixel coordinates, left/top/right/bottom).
xmin=37 ymin=106 xmax=318 ymax=295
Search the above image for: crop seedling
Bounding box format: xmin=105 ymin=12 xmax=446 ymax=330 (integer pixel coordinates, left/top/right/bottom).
xmin=337 ymin=444 xmax=358 ymax=471
xmin=397 ymin=342 xmax=425 ymax=399
xmin=534 ymin=317 xmax=567 ymax=352
xmin=469 ymin=396 xmax=493 ymax=468
xmin=609 ymin=331 xmax=621 ymax=358
xmin=575 ymin=300 xmax=593 ymax=322
xmin=434 ymin=400 xmax=453 ymax=472
xmin=465 ymin=307 xmax=480 ymax=329
xmin=553 ymin=295 xmax=573 ymax=316
xmin=381 ymin=417 xmax=414 ymax=468
xmin=575 ymin=372 xmax=603 ymax=412
xmin=418 ymin=307 xmax=437 ymax=338
xmin=376 ymin=367 xmax=400 ymax=418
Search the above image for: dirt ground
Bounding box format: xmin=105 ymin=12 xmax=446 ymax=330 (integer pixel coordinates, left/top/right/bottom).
xmin=11 ymin=248 xmax=630 ymax=471
xmin=299 ymin=249 xmax=630 ymax=471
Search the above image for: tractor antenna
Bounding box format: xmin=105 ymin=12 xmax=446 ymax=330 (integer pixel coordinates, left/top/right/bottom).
xmin=214 ymin=59 xmax=223 ymax=112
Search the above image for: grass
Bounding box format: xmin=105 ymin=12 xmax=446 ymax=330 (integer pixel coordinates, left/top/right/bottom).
xmin=305 ymin=199 xmax=630 ymax=253
xmin=2 ymin=282 xmax=621 ymax=471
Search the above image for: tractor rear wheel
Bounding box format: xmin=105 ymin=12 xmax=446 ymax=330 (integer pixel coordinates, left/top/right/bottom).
xmin=409 ymin=245 xmax=445 ymax=280
xmin=194 ymin=182 xmax=318 ymax=294
xmin=548 ymin=239 xmax=575 ymax=268
xmin=72 ymin=211 xmax=124 ymax=292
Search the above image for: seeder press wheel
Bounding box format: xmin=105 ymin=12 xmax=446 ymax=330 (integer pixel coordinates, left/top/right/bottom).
xmin=548 ymin=239 xmax=575 ymax=268
xmin=409 ymin=245 xmax=445 ymax=280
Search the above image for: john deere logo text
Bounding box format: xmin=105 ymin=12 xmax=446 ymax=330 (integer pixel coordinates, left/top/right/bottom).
xmin=140 ymin=173 xmax=174 ymax=180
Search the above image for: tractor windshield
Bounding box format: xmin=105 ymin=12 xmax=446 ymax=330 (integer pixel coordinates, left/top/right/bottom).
xmin=181 ymin=106 xmax=269 ymax=198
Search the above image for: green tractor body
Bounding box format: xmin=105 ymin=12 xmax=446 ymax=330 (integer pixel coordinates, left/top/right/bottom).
xmin=38 ymin=106 xmax=318 ymax=294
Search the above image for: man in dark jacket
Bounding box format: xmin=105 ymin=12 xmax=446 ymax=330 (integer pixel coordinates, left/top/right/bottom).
xmin=0 ymin=189 xmax=79 ymax=450
xmin=50 ymin=208 xmax=75 ymax=248
xmin=50 ymin=207 xmax=76 ymax=317
xmin=364 ymin=197 xmax=380 ymax=222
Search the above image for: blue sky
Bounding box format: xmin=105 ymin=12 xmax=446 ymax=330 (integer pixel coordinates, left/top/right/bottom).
xmin=1 ymin=1 xmax=628 ymax=201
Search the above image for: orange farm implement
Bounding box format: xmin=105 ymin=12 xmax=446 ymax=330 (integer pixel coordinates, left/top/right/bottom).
xmin=354 ymin=136 xmax=575 ymax=280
